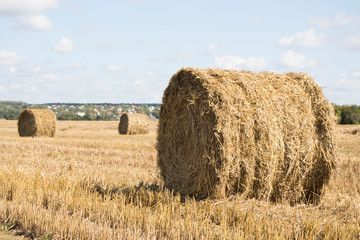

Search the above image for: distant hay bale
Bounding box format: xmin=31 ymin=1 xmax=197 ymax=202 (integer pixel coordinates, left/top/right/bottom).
xmin=352 ymin=129 xmax=360 ymax=135
xmin=118 ymin=113 xmax=149 ymax=135
xmin=350 ymin=128 xmax=360 ymax=135
xmin=18 ymin=109 xmax=56 ymax=137
xmin=157 ymin=68 xmax=336 ymax=204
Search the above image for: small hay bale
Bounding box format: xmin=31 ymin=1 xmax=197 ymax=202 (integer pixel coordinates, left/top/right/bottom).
xmin=157 ymin=68 xmax=336 ymax=204
xmin=350 ymin=129 xmax=360 ymax=135
xmin=118 ymin=113 xmax=149 ymax=135
xmin=18 ymin=109 xmax=56 ymax=137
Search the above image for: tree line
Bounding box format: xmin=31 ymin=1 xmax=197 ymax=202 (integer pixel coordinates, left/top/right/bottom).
xmin=333 ymin=104 xmax=360 ymax=124
xmin=1 ymin=101 xmax=360 ymax=124
xmin=0 ymin=101 xmax=160 ymax=121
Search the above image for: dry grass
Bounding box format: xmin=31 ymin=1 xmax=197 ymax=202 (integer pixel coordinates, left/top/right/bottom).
xmin=0 ymin=119 xmax=359 ymax=239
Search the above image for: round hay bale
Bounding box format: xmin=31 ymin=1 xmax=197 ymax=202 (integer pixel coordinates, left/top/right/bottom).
xmin=351 ymin=129 xmax=360 ymax=135
xmin=118 ymin=113 xmax=149 ymax=135
xmin=18 ymin=109 xmax=56 ymax=137
xmin=157 ymin=68 xmax=336 ymax=204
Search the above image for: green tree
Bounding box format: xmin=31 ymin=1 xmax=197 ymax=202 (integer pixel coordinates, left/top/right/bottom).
xmin=138 ymin=104 xmax=150 ymax=115
xmin=333 ymin=104 xmax=342 ymax=123
xmin=30 ymin=104 xmax=46 ymax=109
xmin=340 ymin=106 xmax=352 ymax=124
xmin=57 ymin=111 xmax=77 ymax=120
xmin=151 ymin=110 xmax=159 ymax=118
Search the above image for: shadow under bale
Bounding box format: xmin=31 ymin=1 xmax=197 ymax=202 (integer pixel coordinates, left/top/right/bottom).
xmin=87 ymin=181 xmax=190 ymax=207
xmin=157 ymin=68 xmax=336 ymax=204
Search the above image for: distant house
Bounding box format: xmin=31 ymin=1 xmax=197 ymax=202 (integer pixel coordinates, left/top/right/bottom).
xmin=76 ymin=112 xmax=85 ymax=117
xmin=94 ymin=109 xmax=101 ymax=116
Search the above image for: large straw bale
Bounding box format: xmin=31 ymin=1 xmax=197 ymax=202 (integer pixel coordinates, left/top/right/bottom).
xmin=157 ymin=68 xmax=336 ymax=203
xmin=118 ymin=113 xmax=149 ymax=135
xmin=18 ymin=109 xmax=56 ymax=137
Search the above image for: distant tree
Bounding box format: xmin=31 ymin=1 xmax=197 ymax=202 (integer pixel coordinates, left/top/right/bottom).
xmin=111 ymin=107 xmax=118 ymax=116
xmin=30 ymin=104 xmax=46 ymax=109
xmin=340 ymin=107 xmax=353 ymax=124
xmin=57 ymin=111 xmax=77 ymax=120
xmin=84 ymin=109 xmax=96 ymax=120
xmin=138 ymin=104 xmax=150 ymax=115
xmin=334 ymin=104 xmax=360 ymax=125
xmin=333 ymin=104 xmax=342 ymax=123
xmin=151 ymin=110 xmax=159 ymax=118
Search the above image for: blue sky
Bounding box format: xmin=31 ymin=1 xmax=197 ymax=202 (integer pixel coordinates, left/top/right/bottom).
xmin=0 ymin=0 xmax=359 ymax=104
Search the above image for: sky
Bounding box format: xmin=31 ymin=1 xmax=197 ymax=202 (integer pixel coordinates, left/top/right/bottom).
xmin=0 ymin=0 xmax=359 ymax=104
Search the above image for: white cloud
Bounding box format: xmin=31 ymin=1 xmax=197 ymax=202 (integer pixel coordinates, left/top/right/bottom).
xmin=29 ymin=86 xmax=40 ymax=93
xmin=14 ymin=14 xmax=52 ymax=31
xmin=278 ymin=29 xmax=323 ymax=48
xmin=281 ymin=50 xmax=316 ymax=69
xmin=53 ymin=37 xmax=73 ymax=53
xmin=0 ymin=0 xmax=59 ymax=16
xmin=0 ymin=85 xmax=6 ymax=91
xmin=59 ymin=64 xmax=85 ymax=73
xmin=251 ymin=16 xmax=262 ymax=25
xmin=246 ymin=57 xmax=268 ymax=71
xmin=9 ymin=67 xmax=17 ymax=73
xmin=215 ymin=55 xmax=268 ymax=71
xmin=103 ymin=64 xmax=126 ymax=72
xmin=335 ymin=13 xmax=359 ymax=26
xmin=200 ymin=44 xmax=222 ymax=57
xmin=0 ymin=50 xmax=25 ymax=66
xmin=175 ymin=51 xmax=190 ymax=61
xmin=32 ymin=66 xmax=43 ymax=73
xmin=0 ymin=59 xmax=65 ymax=101
xmin=145 ymin=71 xmax=155 ymax=77
xmin=343 ymin=37 xmax=360 ymax=50
xmin=0 ymin=0 xmax=58 ymax=32
xmin=328 ymin=71 xmax=360 ymax=103
xmin=215 ymin=55 xmax=246 ymax=69
xmin=44 ymin=73 xmax=58 ymax=82
xmin=309 ymin=13 xmax=359 ymax=29
xmin=309 ymin=16 xmax=332 ymax=29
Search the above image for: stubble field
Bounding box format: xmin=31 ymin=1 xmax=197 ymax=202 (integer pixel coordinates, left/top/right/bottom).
xmin=0 ymin=120 xmax=359 ymax=239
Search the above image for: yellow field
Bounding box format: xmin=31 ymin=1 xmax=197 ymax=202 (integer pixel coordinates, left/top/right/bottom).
xmin=0 ymin=120 xmax=359 ymax=239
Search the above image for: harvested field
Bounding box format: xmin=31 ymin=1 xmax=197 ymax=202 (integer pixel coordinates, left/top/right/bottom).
xmin=0 ymin=120 xmax=359 ymax=239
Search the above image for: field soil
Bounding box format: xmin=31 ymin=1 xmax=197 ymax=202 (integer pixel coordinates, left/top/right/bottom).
xmin=0 ymin=120 xmax=359 ymax=239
